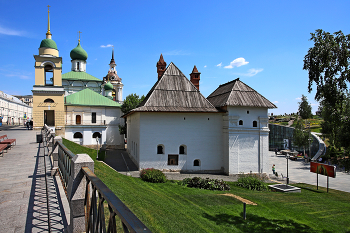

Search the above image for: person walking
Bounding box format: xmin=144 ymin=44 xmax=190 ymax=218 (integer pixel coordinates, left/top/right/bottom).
xmin=272 ymin=164 xmax=276 ymax=174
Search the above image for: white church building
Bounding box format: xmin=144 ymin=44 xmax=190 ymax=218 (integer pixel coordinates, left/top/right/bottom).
xmin=124 ymin=55 xmax=276 ymax=175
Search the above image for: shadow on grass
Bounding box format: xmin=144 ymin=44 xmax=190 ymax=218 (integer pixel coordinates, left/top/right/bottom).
xmin=203 ymin=212 xmax=331 ymax=233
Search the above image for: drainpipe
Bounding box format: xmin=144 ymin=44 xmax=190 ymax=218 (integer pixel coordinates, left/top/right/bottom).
xmin=258 ymin=117 xmax=261 ymax=173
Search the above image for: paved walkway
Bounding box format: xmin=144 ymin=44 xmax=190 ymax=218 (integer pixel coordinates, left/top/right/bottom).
xmin=0 ymin=126 xmax=67 ymax=232
xmin=104 ymin=149 xmax=350 ymax=192
xmin=269 ymin=151 xmax=350 ymax=192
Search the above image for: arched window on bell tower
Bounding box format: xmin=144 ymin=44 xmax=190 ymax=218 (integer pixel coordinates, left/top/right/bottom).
xmin=44 ymin=65 xmax=54 ymax=85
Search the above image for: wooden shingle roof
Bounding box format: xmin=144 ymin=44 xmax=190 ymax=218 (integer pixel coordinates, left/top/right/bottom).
xmin=128 ymin=62 xmax=219 ymax=115
xmin=207 ymin=78 xmax=277 ymax=108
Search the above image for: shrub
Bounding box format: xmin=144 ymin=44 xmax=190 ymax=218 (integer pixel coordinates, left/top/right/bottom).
xmin=179 ymin=177 xmax=230 ymax=191
xmin=140 ymin=168 xmax=167 ymax=183
xmin=235 ymin=173 xmax=269 ymax=191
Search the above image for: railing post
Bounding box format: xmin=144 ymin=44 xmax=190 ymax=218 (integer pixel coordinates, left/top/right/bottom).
xmin=67 ymin=154 xmax=94 ymax=233
xmin=51 ymin=136 xmax=62 ymax=176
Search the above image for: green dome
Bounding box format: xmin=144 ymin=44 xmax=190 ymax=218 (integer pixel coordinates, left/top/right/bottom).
xmin=70 ymin=42 xmax=88 ymax=61
xmin=40 ymin=39 xmax=58 ymax=50
xmin=104 ymin=82 xmax=113 ymax=90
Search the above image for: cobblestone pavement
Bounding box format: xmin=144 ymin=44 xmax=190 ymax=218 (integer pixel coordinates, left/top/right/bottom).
xmin=0 ymin=126 xmax=67 ymax=232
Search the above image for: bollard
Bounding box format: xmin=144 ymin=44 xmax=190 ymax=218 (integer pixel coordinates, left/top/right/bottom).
xmin=243 ymin=202 xmax=246 ymax=220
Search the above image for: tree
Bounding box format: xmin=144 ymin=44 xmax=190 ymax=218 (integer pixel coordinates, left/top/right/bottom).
xmin=303 ymin=29 xmax=350 ymax=156
xmin=298 ymin=95 xmax=312 ymax=119
xmin=303 ymin=29 xmax=350 ymax=102
xmin=293 ymin=119 xmax=311 ymax=156
xmin=121 ymin=93 xmax=145 ymax=114
xmin=119 ymin=94 xmax=145 ymax=135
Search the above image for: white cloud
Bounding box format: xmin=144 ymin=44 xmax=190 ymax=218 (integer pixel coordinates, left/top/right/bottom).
xmin=204 ymin=65 xmax=207 ymax=68
xmin=0 ymin=25 xmax=25 ymax=36
xmin=224 ymin=57 xmax=249 ymax=69
xmin=295 ymin=97 xmax=301 ymax=100
xmin=100 ymin=44 xmax=113 ymax=48
xmin=217 ymin=62 xmax=222 ymax=67
xmin=232 ymin=68 xmax=263 ymax=77
xmin=273 ymin=101 xmax=279 ymax=104
xmin=163 ymin=50 xmax=190 ymax=56
xmin=246 ymin=68 xmax=263 ymax=77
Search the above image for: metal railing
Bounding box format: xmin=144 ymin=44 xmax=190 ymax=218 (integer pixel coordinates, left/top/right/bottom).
xmin=57 ymin=141 xmax=74 ymax=190
xmin=42 ymin=125 xmax=151 ymax=233
xmin=82 ymin=167 xmax=151 ymax=233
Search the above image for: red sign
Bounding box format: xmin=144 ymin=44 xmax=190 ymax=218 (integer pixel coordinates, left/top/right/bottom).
xmin=310 ymin=162 xmax=336 ymax=178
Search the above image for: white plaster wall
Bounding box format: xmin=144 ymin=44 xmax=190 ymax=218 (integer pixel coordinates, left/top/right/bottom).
xmin=137 ymin=112 xmax=224 ymax=172
xmin=65 ymin=106 xmax=123 ymax=147
xmin=127 ymin=112 xmax=140 ymax=167
xmin=226 ymin=106 xmax=270 ymax=174
xmin=63 ymin=81 xmax=101 ymax=96
xmin=105 ymin=108 xmax=124 ymax=146
xmin=65 ymin=127 xmax=105 ymax=145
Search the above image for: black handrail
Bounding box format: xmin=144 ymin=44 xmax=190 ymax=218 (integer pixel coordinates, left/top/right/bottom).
xmin=82 ymin=167 xmax=151 ymax=233
xmin=56 ymin=140 xmax=73 ymax=191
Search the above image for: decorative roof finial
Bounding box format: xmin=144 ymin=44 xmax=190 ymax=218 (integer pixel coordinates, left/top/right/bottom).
xmin=46 ymin=5 xmax=52 ymax=38
xmin=78 ymin=31 xmax=82 ymax=43
xmin=109 ymin=46 xmax=116 ymax=65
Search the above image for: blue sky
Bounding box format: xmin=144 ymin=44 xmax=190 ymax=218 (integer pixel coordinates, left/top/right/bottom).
xmin=1 ymin=0 xmax=350 ymax=115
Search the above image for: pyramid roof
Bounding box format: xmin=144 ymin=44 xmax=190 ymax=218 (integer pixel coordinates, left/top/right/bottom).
xmin=127 ymin=62 xmax=219 ymax=116
xmin=207 ymin=78 xmax=277 ymax=108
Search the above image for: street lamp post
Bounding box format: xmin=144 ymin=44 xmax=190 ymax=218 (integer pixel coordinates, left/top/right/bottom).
xmin=96 ymin=137 xmax=99 ymax=160
xmin=286 ymin=155 xmax=290 ymax=184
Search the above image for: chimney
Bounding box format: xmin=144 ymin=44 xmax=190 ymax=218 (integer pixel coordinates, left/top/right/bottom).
xmin=190 ymin=65 xmax=200 ymax=90
xmin=156 ymin=54 xmax=166 ymax=80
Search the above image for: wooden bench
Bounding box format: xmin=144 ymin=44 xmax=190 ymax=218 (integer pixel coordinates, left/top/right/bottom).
xmin=0 ymin=144 xmax=8 ymax=156
xmin=0 ymin=135 xmax=16 ymax=147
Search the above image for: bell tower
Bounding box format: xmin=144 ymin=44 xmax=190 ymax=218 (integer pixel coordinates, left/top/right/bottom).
xmin=32 ymin=6 xmax=65 ymax=135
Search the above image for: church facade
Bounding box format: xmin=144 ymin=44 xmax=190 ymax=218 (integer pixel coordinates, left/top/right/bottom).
xmin=32 ymin=7 xmax=124 ymax=148
xmin=124 ymin=56 xmax=276 ymax=175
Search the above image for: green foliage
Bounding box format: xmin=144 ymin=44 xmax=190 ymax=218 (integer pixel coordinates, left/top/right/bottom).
xmin=303 ymin=30 xmax=350 ymax=101
xmin=140 ymin=168 xmax=167 ymax=183
xmin=298 ymin=95 xmax=312 ymax=119
xmin=121 ymin=93 xmax=145 ymax=114
xmin=62 ymin=138 xmax=350 ymax=232
xmin=118 ymin=124 xmax=126 ymax=135
xmin=293 ymin=119 xmax=311 ymax=153
xmin=304 ymin=29 xmax=350 ymax=158
xmin=179 ymin=177 xmax=231 ymax=191
xmin=235 ymin=173 xmax=269 ymax=191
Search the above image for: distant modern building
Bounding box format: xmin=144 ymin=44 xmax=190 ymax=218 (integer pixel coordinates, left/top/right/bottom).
xmin=123 ymin=55 xmax=276 ymax=175
xmin=0 ymin=91 xmax=32 ymax=125
xmin=32 ymin=7 xmax=124 ymax=148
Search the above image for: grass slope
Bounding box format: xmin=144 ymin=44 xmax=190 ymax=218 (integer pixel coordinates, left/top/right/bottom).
xmin=62 ymin=138 xmax=350 ymax=233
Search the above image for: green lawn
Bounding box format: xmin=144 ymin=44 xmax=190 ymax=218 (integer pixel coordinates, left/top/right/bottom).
xmin=63 ymin=138 xmax=350 ymax=233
